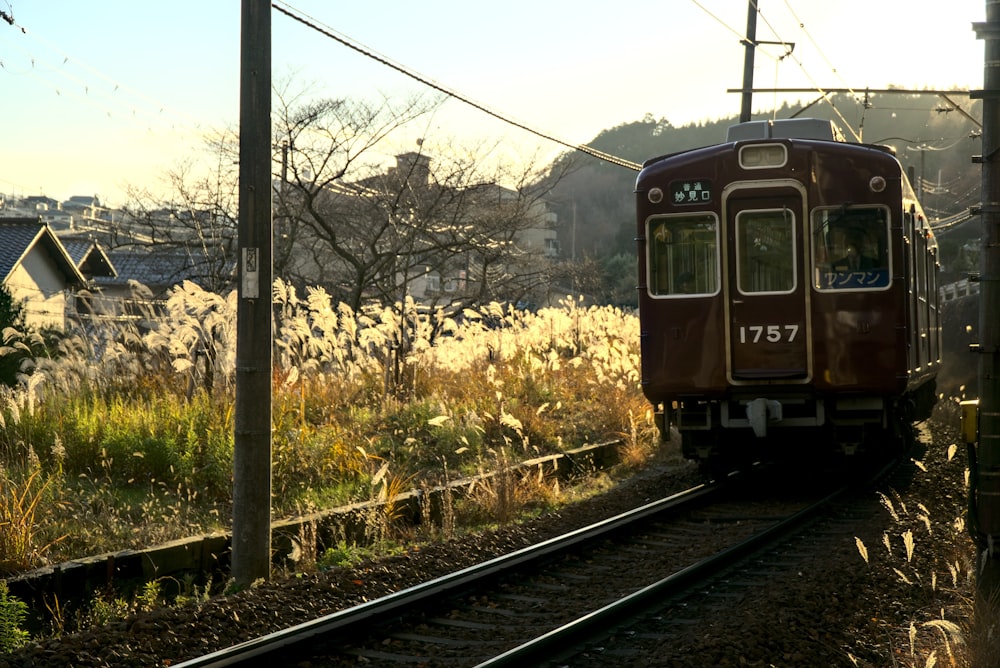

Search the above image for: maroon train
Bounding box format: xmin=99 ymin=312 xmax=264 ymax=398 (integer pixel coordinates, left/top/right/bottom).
xmin=636 ymin=118 xmax=941 ymax=469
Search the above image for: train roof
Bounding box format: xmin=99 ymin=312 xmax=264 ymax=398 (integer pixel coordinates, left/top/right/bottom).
xmin=724 ymin=118 xmax=846 ymax=142
xmin=640 ymin=118 xmax=897 ymax=170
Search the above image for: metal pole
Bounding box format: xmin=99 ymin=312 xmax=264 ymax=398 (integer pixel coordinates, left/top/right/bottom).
xmin=739 ymin=0 xmax=759 ymax=123
xmin=233 ymin=0 xmax=273 ymax=586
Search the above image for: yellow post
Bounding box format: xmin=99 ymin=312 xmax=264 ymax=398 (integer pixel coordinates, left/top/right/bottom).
xmin=963 ymin=400 xmax=981 ymax=445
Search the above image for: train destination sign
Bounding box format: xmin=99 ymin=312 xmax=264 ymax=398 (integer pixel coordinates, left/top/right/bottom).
xmin=670 ymin=179 xmax=712 ymax=205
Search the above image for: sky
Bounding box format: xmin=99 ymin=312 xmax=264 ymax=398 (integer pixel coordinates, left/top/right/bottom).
xmin=0 ymin=0 xmax=987 ymax=207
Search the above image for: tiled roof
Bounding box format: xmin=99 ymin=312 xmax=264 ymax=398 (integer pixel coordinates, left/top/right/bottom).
xmin=60 ymin=238 xmax=93 ymax=265
xmin=0 ymin=219 xmax=44 ymax=283
xmin=100 ymin=250 xmax=195 ymax=285
xmin=94 ymin=248 xmax=235 ymax=292
xmin=60 ymin=237 xmax=117 ymax=278
xmin=0 ymin=218 xmax=87 ymax=287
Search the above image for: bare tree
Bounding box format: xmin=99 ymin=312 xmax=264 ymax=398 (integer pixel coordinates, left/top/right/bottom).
xmin=273 ymin=83 xmax=571 ymax=311
xmin=116 ymin=128 xmax=241 ymax=295
xmin=112 ymin=78 xmax=571 ymax=311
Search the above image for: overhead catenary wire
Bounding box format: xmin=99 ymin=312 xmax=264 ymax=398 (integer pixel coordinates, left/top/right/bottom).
xmin=695 ymin=0 xmax=957 ymax=143
xmin=930 ymin=208 xmax=978 ymax=234
xmin=752 ymin=1 xmax=863 ymax=141
xmin=687 ymin=0 xmax=861 ymax=140
xmin=780 ymin=0 xmax=859 ymax=100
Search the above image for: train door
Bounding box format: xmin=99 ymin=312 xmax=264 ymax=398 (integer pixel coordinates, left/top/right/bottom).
xmin=722 ymin=182 xmax=811 ymax=383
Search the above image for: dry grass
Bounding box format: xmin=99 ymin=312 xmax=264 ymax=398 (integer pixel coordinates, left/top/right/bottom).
xmin=460 ymin=448 xmax=564 ymax=527
xmin=850 ymin=405 xmax=991 ymax=668
xmin=0 ymin=284 xmax=672 ymax=645
xmin=965 ymin=588 xmax=1000 ymax=666
xmin=0 ymin=468 xmax=65 ymax=574
xmin=0 ymin=286 xmax=647 ymax=568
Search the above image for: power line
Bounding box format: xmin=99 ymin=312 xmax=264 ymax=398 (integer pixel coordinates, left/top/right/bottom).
xmin=751 ymin=2 xmax=862 ymax=141
xmin=691 ymin=0 xmax=764 ymax=48
xmin=1 ymin=18 xmax=202 ymax=129
xmin=689 ymin=0 xmax=862 ymax=140
xmin=270 ymin=1 xmax=642 ymax=172
xmin=781 ymin=0 xmax=858 ymax=99
xmin=930 ymin=208 xmax=978 ymax=234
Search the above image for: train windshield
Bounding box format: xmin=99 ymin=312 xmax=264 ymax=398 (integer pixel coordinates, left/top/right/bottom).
xmin=647 ymin=214 xmax=719 ymax=296
xmin=811 ymin=206 xmax=890 ymax=290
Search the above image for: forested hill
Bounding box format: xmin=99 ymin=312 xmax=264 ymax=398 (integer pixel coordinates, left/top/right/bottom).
xmin=543 ymin=93 xmax=981 ymax=305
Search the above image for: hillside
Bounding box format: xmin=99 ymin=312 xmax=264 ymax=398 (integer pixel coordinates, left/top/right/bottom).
xmin=544 ymin=93 xmax=982 ymax=305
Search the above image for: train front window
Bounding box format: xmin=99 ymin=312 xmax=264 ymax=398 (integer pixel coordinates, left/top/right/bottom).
xmin=735 ymin=208 xmax=796 ymax=294
xmin=647 ymin=214 xmax=719 ymax=297
xmin=812 ymin=206 xmax=890 ymax=291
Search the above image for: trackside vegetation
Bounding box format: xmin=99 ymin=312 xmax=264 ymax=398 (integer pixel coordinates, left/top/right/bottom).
xmin=0 ymin=280 xmax=651 ymax=573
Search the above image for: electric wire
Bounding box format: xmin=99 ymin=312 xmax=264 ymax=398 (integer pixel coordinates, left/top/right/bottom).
xmin=1 ymin=17 xmax=203 ymax=129
xmin=751 ymin=0 xmax=795 ymax=58
xmin=781 ymin=0 xmax=858 ymax=99
xmin=688 ymin=0 xmax=861 ymax=140
xmin=755 ymin=1 xmax=862 ymax=141
xmin=2 ymin=3 xmax=980 ymax=187
xmin=271 ymin=1 xmax=642 ymax=172
xmin=690 ymin=0 xmax=776 ymax=61
xmin=930 ymin=208 xmax=978 ymax=234
xmin=0 ymin=12 xmax=213 ymax=195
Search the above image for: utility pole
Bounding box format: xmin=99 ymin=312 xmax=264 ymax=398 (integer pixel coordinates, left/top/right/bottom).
xmin=232 ymin=0 xmax=273 ymax=586
xmin=739 ymin=0 xmax=759 ymax=123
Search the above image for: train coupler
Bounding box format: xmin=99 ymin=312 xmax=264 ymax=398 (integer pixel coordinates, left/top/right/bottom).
xmin=746 ymin=398 xmax=783 ymax=438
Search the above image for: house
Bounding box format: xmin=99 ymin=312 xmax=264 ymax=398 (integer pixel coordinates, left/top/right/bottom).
xmin=60 ymin=236 xmax=117 ymax=281
xmin=62 ymin=195 xmax=102 ymax=213
xmin=0 ymin=195 xmax=76 ymax=231
xmin=0 ymin=218 xmax=87 ymax=330
xmin=20 ymin=195 xmax=59 ymax=211
xmin=87 ymin=246 xmax=236 ymax=321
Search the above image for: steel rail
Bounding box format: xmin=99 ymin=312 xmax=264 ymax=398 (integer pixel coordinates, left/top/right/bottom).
xmin=474 ymin=460 xmax=896 ymax=667
xmin=172 ymin=480 xmax=724 ymax=667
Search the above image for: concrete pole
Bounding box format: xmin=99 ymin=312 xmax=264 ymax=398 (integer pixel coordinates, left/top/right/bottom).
xmin=232 ymin=0 xmax=273 ymax=586
xmin=739 ymin=0 xmax=759 ymax=123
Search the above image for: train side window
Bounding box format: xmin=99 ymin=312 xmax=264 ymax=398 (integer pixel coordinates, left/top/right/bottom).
xmin=812 ymin=206 xmax=891 ymax=291
xmin=734 ymin=208 xmax=795 ymax=294
xmin=646 ymin=214 xmax=719 ymax=297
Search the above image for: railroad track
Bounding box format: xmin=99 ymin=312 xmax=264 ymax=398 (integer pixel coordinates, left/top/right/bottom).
xmin=174 ymin=459 xmax=893 ymax=667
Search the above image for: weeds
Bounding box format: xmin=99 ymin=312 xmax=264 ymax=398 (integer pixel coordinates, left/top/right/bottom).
xmin=317 ymin=541 xmax=384 ymax=570
xmin=618 ymin=408 xmax=659 ymax=469
xmin=461 ymin=448 xmax=561 ymax=527
xmin=0 ymin=580 xmax=29 ymax=652
xmin=79 ymin=592 xmax=130 ymax=629
xmin=43 ymin=594 xmax=65 ymax=637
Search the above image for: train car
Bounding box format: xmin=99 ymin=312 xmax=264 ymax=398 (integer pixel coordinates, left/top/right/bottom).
xmin=636 ymin=118 xmax=941 ymax=469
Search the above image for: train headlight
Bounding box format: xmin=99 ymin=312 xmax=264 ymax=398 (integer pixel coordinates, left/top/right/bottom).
xmin=739 ymin=144 xmax=786 ymax=169
xmin=869 ymin=175 xmax=887 ymax=193
xmin=648 ymin=188 xmax=664 ymax=204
